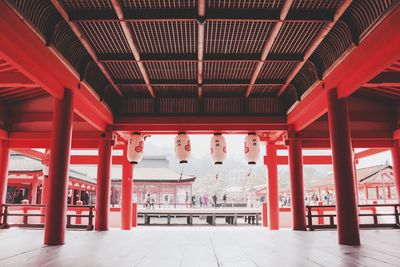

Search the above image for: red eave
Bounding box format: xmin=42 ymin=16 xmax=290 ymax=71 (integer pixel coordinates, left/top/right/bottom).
xmin=0 ymin=1 xmax=113 ymax=132
xmin=287 ymin=6 xmax=400 ymax=132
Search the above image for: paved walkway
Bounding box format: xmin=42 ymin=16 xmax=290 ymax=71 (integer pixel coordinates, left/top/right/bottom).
xmin=0 ymin=227 xmax=399 ymax=266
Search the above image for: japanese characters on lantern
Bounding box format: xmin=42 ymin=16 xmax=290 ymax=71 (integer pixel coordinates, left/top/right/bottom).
xmin=42 ymin=149 xmax=51 ymax=177
xmin=175 ymin=132 xmax=191 ymax=164
xmin=244 ymin=133 xmax=261 ymax=164
xmin=127 ymin=133 xmax=144 ymax=164
xmin=210 ymin=133 xmax=227 ymax=165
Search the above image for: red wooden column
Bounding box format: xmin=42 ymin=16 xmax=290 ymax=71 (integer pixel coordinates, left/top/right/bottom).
xmin=95 ymin=137 xmax=113 ymax=231
xmin=287 ymin=137 xmax=307 ymax=230
xmin=31 ymin=175 xmax=38 ymax=204
xmin=121 ymin=145 xmax=133 ymax=230
xmin=0 ymin=140 xmax=10 ymax=222
xmin=352 ymin=149 xmax=359 ymax=204
xmin=391 ymin=140 xmax=400 ymax=203
xmin=266 ymin=142 xmax=279 ymax=230
xmin=44 ymin=88 xmax=74 ymax=245
xmin=327 ymin=88 xmax=360 ymax=245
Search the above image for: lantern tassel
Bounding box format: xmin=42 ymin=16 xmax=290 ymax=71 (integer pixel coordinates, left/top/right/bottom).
xmin=179 ymin=164 xmax=184 ymax=181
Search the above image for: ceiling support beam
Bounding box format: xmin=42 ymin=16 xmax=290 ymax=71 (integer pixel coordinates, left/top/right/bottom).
xmin=51 ymin=0 xmax=122 ymax=96
xmin=113 ymin=116 xmax=287 ymax=133
xmin=97 ymin=53 xmax=303 ymax=62
xmin=265 ymin=155 xmax=333 ymax=165
xmin=363 ymin=72 xmax=400 ymax=87
xmin=287 ymin=5 xmax=400 ymax=132
xmin=111 ymin=0 xmax=155 ymax=98
xmin=115 ymin=79 xmax=285 ymax=86
xmin=197 ymin=0 xmax=205 ymax=98
xmin=245 ymin=0 xmax=293 ymax=97
xmin=278 ymin=0 xmax=352 ymax=96
xmin=355 ymin=148 xmax=389 ymax=160
xmin=0 ymin=71 xmax=37 ymax=88
xmin=69 ymin=9 xmax=332 ymax=23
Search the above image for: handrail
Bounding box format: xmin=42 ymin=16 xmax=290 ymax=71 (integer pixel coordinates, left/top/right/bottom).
xmin=306 ymin=204 xmax=400 ymax=230
xmin=1 ymin=204 xmax=94 ymax=230
xmin=137 ymin=210 xmax=262 ymax=226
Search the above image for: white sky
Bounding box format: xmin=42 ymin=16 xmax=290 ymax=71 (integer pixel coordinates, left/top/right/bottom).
xmin=144 ymin=134 xmax=392 ymax=167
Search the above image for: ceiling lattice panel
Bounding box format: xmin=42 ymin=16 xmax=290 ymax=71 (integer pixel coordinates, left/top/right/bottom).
xmin=205 ymin=21 xmax=273 ymax=55
xmin=6 ymin=0 xmax=398 ymax=115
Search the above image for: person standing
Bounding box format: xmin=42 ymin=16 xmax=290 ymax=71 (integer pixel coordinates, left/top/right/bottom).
xmin=164 ymin=194 xmax=169 ymax=209
xmin=222 ymin=193 xmax=227 ymax=207
xmin=149 ymin=194 xmax=155 ymax=210
xmin=191 ymin=195 xmax=196 ymax=207
xmin=212 ymin=194 xmax=217 ymax=208
xmin=145 ymin=193 xmax=151 ymax=209
xmin=203 ymin=194 xmax=208 ymax=207
xmin=185 ymin=192 xmax=189 ymax=208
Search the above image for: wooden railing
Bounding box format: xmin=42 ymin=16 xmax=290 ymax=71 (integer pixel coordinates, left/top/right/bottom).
xmin=306 ymin=204 xmax=400 ymax=230
xmin=0 ymin=204 xmax=94 ymax=230
xmin=137 ymin=209 xmax=262 ymax=226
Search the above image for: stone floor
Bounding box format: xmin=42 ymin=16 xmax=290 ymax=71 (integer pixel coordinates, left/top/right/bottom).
xmin=0 ymin=227 xmax=399 ymax=266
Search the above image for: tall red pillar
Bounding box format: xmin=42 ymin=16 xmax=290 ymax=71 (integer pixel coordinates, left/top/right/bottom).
xmin=44 ymin=88 xmax=74 ymax=245
xmin=327 ymin=88 xmax=360 ymax=245
xmin=288 ymin=138 xmax=307 ymax=230
xmin=31 ymin=175 xmax=38 ymax=204
xmin=391 ymin=140 xmax=400 ymax=203
xmin=95 ymin=138 xmax=113 ymax=231
xmin=266 ymin=142 xmax=279 ymax=230
xmin=121 ymin=145 xmax=133 ymax=230
xmin=0 ymin=140 xmax=10 ymax=223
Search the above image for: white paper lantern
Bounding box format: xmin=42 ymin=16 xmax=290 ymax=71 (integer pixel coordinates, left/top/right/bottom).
xmin=127 ymin=133 xmax=144 ymax=164
xmin=175 ymin=132 xmax=191 ymax=164
xmin=210 ymin=133 xmax=226 ymax=165
xmin=42 ymin=149 xmax=51 ymax=176
xmin=244 ymin=133 xmax=261 ymax=164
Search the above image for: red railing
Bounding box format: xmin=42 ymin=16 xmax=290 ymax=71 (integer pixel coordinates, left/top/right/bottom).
xmin=306 ymin=204 xmax=400 ymax=230
xmin=0 ymin=204 xmax=94 ymax=230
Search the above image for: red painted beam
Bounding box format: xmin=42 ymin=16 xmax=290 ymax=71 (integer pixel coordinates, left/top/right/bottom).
xmin=12 ymin=148 xmax=124 ymax=165
xmin=197 ymin=0 xmax=205 ymax=97
xmin=301 ymin=139 xmax=393 ymax=149
xmin=245 ymin=0 xmax=292 ymax=97
xmin=0 ymin=70 xmax=37 ymax=88
xmin=11 ymin=112 xmax=84 ymax=123
xmin=264 ymin=155 xmax=333 ymax=165
xmin=0 ymin=1 xmax=112 ymax=131
xmin=278 ymin=0 xmax=352 ymax=96
xmin=51 ymin=0 xmax=122 ymax=96
xmin=394 ymin=129 xmax=400 ymax=140
xmin=113 ymin=116 xmax=287 ymax=133
xmin=288 ymin=5 xmax=400 ymax=131
xmin=0 ymin=129 xmax=8 ymax=140
xmin=70 ymin=155 xmax=123 ymax=165
xmin=111 ymin=0 xmax=155 ymax=98
xmin=355 ymin=148 xmax=389 ymax=160
xmin=9 ymin=139 xmax=100 ymax=149
xmin=8 ymin=131 xmax=109 ymax=140
xmin=12 ymin=148 xmax=44 ymax=160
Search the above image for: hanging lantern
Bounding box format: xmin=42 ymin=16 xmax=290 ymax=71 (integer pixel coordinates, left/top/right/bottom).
xmin=244 ymin=133 xmax=261 ymax=165
xmin=127 ymin=133 xmax=144 ymax=164
xmin=175 ymin=132 xmax=191 ymax=164
xmin=42 ymin=149 xmax=51 ymax=177
xmin=210 ymin=133 xmax=226 ymax=165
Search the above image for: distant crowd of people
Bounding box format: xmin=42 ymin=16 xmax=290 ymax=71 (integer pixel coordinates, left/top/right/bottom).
xmin=7 ymin=189 xmax=25 ymax=204
xmin=279 ymin=192 xmax=335 ymax=207
xmin=191 ymin=193 xmax=228 ymax=208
